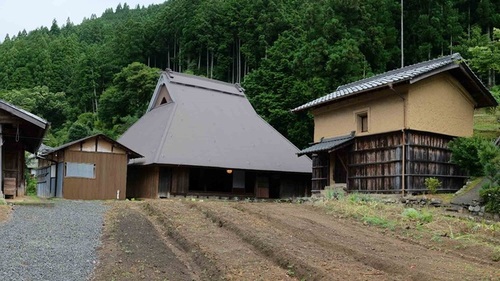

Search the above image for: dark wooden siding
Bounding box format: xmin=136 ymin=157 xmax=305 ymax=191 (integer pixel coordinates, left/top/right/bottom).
xmin=2 ymin=142 xmax=25 ymax=197
xmin=406 ymin=131 xmax=466 ymax=192
xmin=312 ymin=154 xmax=329 ymax=192
xmin=347 ymin=130 xmax=466 ymax=193
xmin=171 ymin=167 xmax=189 ymax=195
xmin=280 ymin=173 xmax=311 ymax=197
xmin=348 ymin=132 xmax=403 ymax=192
xmin=126 ymin=166 xmax=159 ymax=198
xmin=63 ymin=151 xmax=128 ymax=200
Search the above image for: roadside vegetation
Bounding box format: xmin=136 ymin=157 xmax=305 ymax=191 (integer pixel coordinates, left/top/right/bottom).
xmin=318 ymin=192 xmax=500 ymax=262
xmin=449 ymin=136 xmax=500 ymax=213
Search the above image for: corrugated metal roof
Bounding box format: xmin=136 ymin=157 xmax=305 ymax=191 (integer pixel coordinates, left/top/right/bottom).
xmin=119 ymin=71 xmax=311 ymax=174
xmin=297 ymin=133 xmax=354 ymax=156
xmin=0 ymin=99 xmax=48 ymax=129
xmin=0 ymin=99 xmax=49 ymax=153
xmin=292 ymin=53 xmax=496 ymax=112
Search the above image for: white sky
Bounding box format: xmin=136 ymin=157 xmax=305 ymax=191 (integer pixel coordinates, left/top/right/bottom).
xmin=0 ymin=0 xmax=166 ymax=42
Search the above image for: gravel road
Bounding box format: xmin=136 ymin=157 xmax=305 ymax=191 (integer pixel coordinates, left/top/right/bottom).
xmin=0 ymin=200 xmax=108 ymax=281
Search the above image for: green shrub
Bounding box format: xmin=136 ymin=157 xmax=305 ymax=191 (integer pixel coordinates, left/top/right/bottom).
xmin=450 ymin=137 xmax=500 ymax=213
xmin=448 ymin=136 xmax=489 ymax=177
xmin=26 ymin=175 xmax=37 ymax=196
xmin=324 ymin=188 xmax=345 ymax=200
xmin=424 ymin=177 xmax=441 ymax=194
xmin=362 ymin=215 xmax=395 ymax=230
xmin=480 ymin=184 xmax=500 ymax=213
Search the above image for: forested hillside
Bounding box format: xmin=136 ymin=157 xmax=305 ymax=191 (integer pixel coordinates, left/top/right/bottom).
xmin=0 ymin=0 xmax=499 ymax=148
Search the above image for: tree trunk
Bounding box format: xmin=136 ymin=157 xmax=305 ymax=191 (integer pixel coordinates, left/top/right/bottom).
xmin=198 ymin=51 xmax=201 ymax=70
xmin=468 ymin=3 xmax=471 ymax=40
xmin=167 ymin=45 xmax=171 ymax=70
xmin=173 ymin=38 xmax=177 ymax=71
xmin=210 ymin=50 xmax=214 ymax=79
xmin=179 ymin=43 xmax=182 ymax=73
xmin=238 ymin=38 xmax=241 ymax=84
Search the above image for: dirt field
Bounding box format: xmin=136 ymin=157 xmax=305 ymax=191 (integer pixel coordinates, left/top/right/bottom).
xmin=92 ymin=200 xmax=500 ymax=281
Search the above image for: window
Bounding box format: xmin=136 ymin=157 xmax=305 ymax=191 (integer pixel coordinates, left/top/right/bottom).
xmin=65 ymin=162 xmax=96 ymax=179
xmin=356 ymin=111 xmax=369 ymax=133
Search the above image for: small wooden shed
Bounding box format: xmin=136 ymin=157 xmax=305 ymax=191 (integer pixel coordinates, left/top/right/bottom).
xmin=37 ymin=134 xmax=142 ymax=200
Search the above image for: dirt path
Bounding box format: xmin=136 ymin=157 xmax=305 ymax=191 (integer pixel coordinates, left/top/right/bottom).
xmin=93 ymin=200 xmax=500 ymax=281
xmin=0 ymin=205 xmax=10 ymax=222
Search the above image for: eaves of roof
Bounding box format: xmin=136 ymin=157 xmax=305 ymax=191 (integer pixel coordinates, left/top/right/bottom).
xmin=298 ymin=132 xmax=355 ymax=156
xmin=292 ymin=53 xmax=497 ymax=112
xmin=0 ymin=99 xmax=48 ymax=129
xmin=42 ymin=134 xmax=143 ymax=159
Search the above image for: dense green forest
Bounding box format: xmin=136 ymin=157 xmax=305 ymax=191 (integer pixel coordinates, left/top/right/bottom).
xmin=0 ymin=0 xmax=499 ymax=148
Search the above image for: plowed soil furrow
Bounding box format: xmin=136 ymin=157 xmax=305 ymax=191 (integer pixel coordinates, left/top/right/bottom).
xmin=95 ymin=200 xmax=499 ymax=281
xmin=145 ymin=200 xmax=297 ymax=281
xmin=187 ymin=201 xmax=393 ymax=281
xmin=92 ymin=203 xmax=199 ymax=281
xmin=190 ymin=201 xmax=500 ymax=281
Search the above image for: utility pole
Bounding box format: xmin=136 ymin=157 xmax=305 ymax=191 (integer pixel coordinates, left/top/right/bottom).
xmin=401 ymin=0 xmax=404 ymax=68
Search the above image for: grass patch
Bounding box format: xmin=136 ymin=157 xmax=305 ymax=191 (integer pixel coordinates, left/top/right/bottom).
xmin=362 ymin=215 xmax=396 ymax=230
xmin=317 ymin=192 xmax=500 ymax=261
xmin=474 ymin=110 xmax=500 ymax=139
xmin=456 ymin=177 xmax=484 ymax=196
xmin=402 ymin=208 xmax=433 ymax=224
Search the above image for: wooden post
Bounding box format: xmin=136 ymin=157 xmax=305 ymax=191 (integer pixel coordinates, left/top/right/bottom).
xmin=0 ymin=124 xmax=3 ymax=198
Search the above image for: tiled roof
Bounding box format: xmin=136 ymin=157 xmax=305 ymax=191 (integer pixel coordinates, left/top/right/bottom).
xmin=293 ymin=53 xmax=466 ymax=112
xmin=298 ymin=132 xmax=355 ymax=156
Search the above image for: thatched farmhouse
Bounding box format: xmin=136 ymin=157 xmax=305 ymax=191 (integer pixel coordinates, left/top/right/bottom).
xmin=293 ymin=53 xmax=498 ymax=194
xmin=119 ymin=69 xmax=311 ymax=199
xmin=0 ymin=100 xmax=48 ymax=198
xmin=37 ymin=134 xmax=141 ymax=200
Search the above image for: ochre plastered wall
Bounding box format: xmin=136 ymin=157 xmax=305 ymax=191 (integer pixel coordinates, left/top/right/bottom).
xmin=407 ymin=73 xmax=475 ymax=137
xmin=312 ymin=89 xmax=406 ymax=142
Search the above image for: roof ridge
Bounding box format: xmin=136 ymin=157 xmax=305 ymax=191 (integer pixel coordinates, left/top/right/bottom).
xmin=292 ymin=53 xmax=468 ymax=112
xmin=337 ymin=53 xmax=461 ymax=91
xmin=164 ymin=69 xmax=244 ymax=93
xmin=321 ymin=133 xmax=355 ymax=143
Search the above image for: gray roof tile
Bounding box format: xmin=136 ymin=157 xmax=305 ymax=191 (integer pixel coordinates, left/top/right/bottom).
xmin=298 ymin=133 xmax=355 ymax=156
xmin=293 ymin=53 xmax=472 ymax=112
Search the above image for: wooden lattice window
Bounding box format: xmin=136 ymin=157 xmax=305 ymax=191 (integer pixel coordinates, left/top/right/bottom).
xmin=356 ymin=111 xmax=368 ymax=133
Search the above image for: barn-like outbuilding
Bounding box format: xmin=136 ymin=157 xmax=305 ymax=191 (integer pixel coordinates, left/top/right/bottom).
xmin=0 ymin=100 xmax=48 ymax=199
xmin=37 ymin=134 xmax=142 ymax=200
xmin=293 ymin=53 xmax=498 ymax=194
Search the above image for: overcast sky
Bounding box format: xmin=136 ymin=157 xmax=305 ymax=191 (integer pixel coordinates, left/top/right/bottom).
xmin=0 ymin=0 xmax=166 ymax=41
